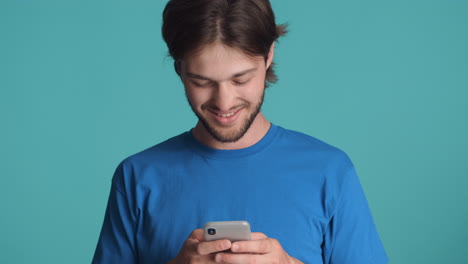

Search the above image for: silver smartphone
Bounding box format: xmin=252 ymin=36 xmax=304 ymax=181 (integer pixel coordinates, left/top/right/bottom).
xmin=203 ymin=220 xmax=251 ymax=242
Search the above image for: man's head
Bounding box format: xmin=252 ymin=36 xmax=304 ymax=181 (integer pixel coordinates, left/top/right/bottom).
xmin=162 ymin=0 xmax=286 ymax=144
xmin=162 ymin=0 xmax=286 ymax=86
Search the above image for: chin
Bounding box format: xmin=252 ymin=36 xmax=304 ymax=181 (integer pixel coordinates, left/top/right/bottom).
xmin=198 ymin=109 xmax=257 ymax=143
xmin=212 ymin=128 xmax=247 ymax=143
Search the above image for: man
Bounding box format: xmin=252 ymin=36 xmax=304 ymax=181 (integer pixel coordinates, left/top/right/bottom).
xmin=92 ymin=0 xmax=389 ymax=263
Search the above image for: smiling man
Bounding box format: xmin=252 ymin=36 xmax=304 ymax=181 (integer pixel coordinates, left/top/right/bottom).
xmin=182 ymin=43 xmax=272 ymax=149
xmin=92 ymin=0 xmax=389 ymax=263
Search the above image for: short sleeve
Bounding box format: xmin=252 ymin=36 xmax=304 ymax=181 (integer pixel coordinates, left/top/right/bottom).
xmin=321 ymin=167 xmax=389 ymax=264
xmin=92 ymin=162 xmax=140 ymax=263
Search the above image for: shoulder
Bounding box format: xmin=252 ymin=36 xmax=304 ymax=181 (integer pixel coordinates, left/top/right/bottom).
xmin=125 ymin=131 xmax=189 ymax=164
xmin=273 ymin=125 xmax=355 ymax=195
xmin=114 ymin=131 xmax=192 ymax=179
xmin=274 ymin=125 xmax=353 ymax=168
xmin=110 ymin=131 xmax=191 ymax=191
xmin=275 ymin=126 xmax=360 ymax=215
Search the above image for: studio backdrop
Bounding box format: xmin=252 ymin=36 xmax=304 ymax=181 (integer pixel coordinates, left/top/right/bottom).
xmin=1 ymin=0 xmax=467 ymax=263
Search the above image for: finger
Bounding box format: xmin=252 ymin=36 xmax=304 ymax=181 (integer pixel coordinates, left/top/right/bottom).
xmin=231 ymin=238 xmax=277 ymax=253
xmin=188 ymin=229 xmax=205 ymax=242
xmin=184 ymin=229 xmax=206 ymax=254
xmin=215 ymin=252 xmax=262 ymax=264
xmin=187 ymin=239 xmax=232 ymax=256
xmin=250 ymin=232 xmax=268 ymax=240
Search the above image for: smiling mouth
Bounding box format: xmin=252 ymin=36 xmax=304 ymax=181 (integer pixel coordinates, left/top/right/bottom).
xmin=207 ymin=106 xmax=244 ymax=118
xmin=216 ymin=112 xmax=235 ymax=117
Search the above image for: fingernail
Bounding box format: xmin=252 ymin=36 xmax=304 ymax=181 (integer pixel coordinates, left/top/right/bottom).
xmin=232 ymin=243 xmax=239 ymax=251
xmin=215 ymin=254 xmax=222 ymax=263
xmin=223 ymin=240 xmax=230 ymax=248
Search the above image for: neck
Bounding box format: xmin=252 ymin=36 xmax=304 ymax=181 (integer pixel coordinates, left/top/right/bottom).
xmin=192 ymin=113 xmax=271 ymax=150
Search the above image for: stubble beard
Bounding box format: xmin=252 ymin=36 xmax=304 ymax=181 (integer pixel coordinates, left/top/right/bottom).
xmin=186 ymin=90 xmax=265 ymax=143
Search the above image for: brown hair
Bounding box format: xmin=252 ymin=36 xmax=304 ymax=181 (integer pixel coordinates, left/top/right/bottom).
xmin=162 ymin=0 xmax=287 ymax=86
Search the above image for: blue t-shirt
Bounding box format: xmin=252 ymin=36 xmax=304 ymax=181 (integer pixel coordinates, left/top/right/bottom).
xmin=92 ymin=124 xmax=388 ymax=264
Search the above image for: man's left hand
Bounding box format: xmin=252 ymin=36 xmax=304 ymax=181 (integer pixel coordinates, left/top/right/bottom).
xmin=214 ymin=232 xmax=304 ymax=264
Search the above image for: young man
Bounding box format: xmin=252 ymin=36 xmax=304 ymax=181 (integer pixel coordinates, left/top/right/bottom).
xmin=92 ymin=0 xmax=389 ymax=263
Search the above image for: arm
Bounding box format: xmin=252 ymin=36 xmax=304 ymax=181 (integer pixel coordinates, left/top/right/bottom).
xmin=321 ymin=167 xmax=389 ymax=264
xmin=92 ymin=163 xmax=139 ymax=263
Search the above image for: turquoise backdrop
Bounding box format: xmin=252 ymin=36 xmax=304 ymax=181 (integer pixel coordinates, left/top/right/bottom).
xmin=1 ymin=0 xmax=467 ymax=263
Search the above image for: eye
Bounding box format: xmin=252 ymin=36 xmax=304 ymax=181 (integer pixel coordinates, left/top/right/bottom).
xmin=191 ymin=80 xmax=211 ymax=88
xmin=233 ymin=79 xmax=250 ymax=86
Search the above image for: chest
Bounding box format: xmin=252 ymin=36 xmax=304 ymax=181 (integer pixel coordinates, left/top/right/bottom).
xmin=135 ymin=158 xmax=328 ymax=263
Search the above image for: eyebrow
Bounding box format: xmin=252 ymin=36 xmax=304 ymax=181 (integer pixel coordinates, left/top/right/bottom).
xmin=186 ymin=67 xmax=257 ymax=81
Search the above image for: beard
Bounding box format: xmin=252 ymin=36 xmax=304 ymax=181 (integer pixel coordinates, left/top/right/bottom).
xmin=186 ymin=90 xmax=265 ymax=143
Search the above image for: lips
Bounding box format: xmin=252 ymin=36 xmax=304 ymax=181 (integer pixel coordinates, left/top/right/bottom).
xmin=216 ymin=111 xmax=235 ymax=117
xmin=208 ymin=108 xmax=243 ymax=126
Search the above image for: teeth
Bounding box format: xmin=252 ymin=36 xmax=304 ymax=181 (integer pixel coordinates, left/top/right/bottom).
xmin=218 ymin=112 xmax=235 ymax=117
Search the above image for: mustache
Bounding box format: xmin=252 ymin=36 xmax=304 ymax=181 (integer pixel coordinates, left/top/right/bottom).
xmin=201 ymin=102 xmax=249 ymax=112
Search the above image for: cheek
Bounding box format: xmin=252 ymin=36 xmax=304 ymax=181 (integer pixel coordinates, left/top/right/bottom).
xmin=184 ymin=86 xmax=197 ymax=103
xmin=245 ymin=78 xmax=266 ymax=99
xmin=185 ymin=86 xmax=209 ymax=107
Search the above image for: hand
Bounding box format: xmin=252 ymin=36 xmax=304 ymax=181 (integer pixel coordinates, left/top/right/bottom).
xmin=214 ymin=232 xmax=304 ymax=264
xmin=167 ymin=229 xmax=232 ymax=264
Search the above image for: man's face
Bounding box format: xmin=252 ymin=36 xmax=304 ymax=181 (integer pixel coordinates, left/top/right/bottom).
xmin=180 ymin=43 xmax=271 ymax=143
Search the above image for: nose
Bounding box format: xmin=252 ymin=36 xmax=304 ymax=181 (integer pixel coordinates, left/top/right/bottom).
xmin=211 ymin=82 xmax=236 ymax=112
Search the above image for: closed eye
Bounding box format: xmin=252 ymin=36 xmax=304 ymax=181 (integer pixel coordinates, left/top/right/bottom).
xmin=191 ymin=80 xmax=212 ymax=87
xmin=233 ymin=79 xmax=251 ymax=86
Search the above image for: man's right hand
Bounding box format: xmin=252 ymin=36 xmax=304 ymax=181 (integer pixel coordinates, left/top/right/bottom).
xmin=167 ymin=229 xmax=232 ymax=264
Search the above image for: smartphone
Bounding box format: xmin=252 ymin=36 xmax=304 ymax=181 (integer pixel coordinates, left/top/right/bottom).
xmin=203 ymin=220 xmax=251 ymax=242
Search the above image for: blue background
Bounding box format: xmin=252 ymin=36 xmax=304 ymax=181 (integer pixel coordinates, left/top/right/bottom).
xmin=1 ymin=0 xmax=467 ymax=263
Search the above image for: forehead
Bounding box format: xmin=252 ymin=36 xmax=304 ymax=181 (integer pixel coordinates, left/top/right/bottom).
xmin=181 ymin=43 xmax=263 ymax=80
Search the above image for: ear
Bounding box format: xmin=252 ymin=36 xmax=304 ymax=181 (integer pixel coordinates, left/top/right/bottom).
xmin=266 ymin=43 xmax=275 ymax=69
xmin=174 ymin=60 xmax=181 ymax=76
